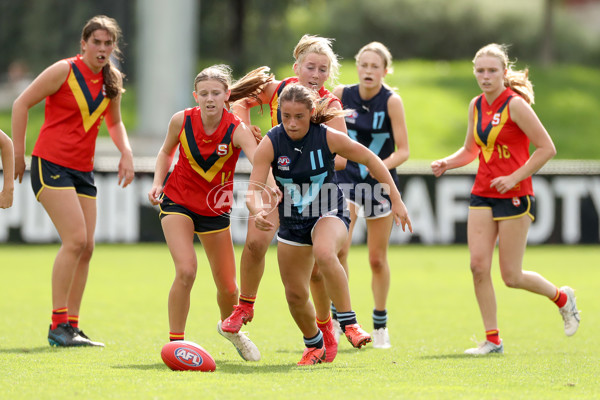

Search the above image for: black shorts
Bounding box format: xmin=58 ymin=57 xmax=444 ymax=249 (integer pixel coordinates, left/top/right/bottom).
xmin=277 ymin=209 xmax=350 ymax=246
xmin=159 ymin=194 xmax=230 ymax=234
xmin=30 ymin=156 xmax=97 ymax=200
xmin=469 ymin=194 xmax=535 ymax=221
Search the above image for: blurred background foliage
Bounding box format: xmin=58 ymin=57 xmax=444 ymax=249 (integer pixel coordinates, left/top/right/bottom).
xmin=2 ymin=0 xmax=599 ymax=78
xmin=1 ymin=0 xmax=599 ymax=160
xmin=0 ymin=0 xmax=134 ymax=77
xmin=204 ymin=0 xmax=600 ymax=71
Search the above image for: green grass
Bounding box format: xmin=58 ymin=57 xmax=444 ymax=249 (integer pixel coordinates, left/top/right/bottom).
xmin=0 ymin=244 xmax=598 ymax=399
xmin=2 ymin=60 xmax=599 ymax=160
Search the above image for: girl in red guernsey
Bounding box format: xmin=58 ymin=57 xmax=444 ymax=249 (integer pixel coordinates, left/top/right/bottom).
xmin=12 ymin=15 xmax=134 ymax=347
xmin=431 ymin=43 xmax=580 ymax=355
xmin=148 ymin=65 xmax=273 ymax=362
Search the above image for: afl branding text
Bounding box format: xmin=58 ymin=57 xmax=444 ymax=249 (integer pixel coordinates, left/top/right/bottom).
xmin=207 ymin=180 xmax=280 ymax=218
xmin=278 ymin=156 xmax=290 ymax=171
xmin=345 ymin=110 xmax=359 ymax=125
xmin=175 ymin=346 xmax=204 ymax=367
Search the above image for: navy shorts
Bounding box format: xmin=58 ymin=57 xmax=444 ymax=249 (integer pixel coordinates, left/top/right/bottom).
xmin=469 ymin=194 xmax=535 ymax=221
xmin=277 ymin=209 xmax=350 ymax=246
xmin=159 ymin=193 xmax=230 ymax=234
xmin=30 ymin=156 xmax=97 ymax=200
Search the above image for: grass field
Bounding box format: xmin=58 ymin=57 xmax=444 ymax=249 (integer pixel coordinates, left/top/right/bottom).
xmin=0 ymin=244 xmax=598 ymax=399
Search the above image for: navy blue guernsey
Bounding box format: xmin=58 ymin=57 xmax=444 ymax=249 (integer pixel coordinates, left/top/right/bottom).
xmin=267 ymin=123 xmax=345 ymax=228
xmin=336 ymin=84 xmax=399 ymax=186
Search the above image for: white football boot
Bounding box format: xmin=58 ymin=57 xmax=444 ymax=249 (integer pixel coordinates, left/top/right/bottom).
xmin=217 ymin=320 xmax=261 ymax=361
xmin=559 ymin=286 xmax=581 ymax=336
xmin=464 ymin=339 xmax=504 ymax=355
xmin=372 ymin=327 xmax=391 ymax=349
xmin=331 ymin=318 xmax=342 ymax=343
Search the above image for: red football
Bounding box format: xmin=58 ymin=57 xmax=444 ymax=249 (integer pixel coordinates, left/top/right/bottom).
xmin=161 ymin=341 xmax=216 ymax=372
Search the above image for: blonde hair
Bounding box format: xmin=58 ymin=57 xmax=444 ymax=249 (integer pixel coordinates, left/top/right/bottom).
xmin=194 ymin=65 xmax=274 ymax=104
xmin=355 ymin=41 xmax=394 ymax=74
xmin=278 ymin=83 xmax=347 ymax=125
xmin=293 ymin=34 xmax=340 ymax=84
xmin=81 ymin=15 xmax=124 ymax=99
xmin=473 ymin=43 xmax=535 ymax=104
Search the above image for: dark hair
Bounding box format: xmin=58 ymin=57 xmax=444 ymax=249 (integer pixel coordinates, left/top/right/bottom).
xmin=278 ymin=83 xmax=347 ymax=125
xmin=81 ymin=15 xmax=124 ymax=99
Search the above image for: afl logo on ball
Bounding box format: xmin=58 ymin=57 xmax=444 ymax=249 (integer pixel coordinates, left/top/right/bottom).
xmin=175 ymin=347 xmax=204 ymax=367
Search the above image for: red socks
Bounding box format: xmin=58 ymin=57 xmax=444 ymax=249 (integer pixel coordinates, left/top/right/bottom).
xmin=552 ymin=287 xmax=568 ymax=308
xmin=68 ymin=315 xmax=79 ymax=329
xmin=239 ymin=294 xmax=256 ymax=308
xmin=170 ymin=332 xmax=184 ymax=341
xmin=51 ymin=308 xmax=68 ymax=330
xmin=486 ymin=329 xmax=501 ymax=345
xmin=483 ymin=286 xmax=566 ymax=346
xmin=316 ymin=314 xmax=332 ymax=327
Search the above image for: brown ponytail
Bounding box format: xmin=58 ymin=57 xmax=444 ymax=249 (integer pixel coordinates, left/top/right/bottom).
xmin=278 ymin=83 xmax=348 ymax=125
xmin=194 ymin=65 xmax=274 ymax=108
xmin=230 ymin=66 xmax=274 ymax=104
xmin=102 ymin=64 xmax=124 ymax=99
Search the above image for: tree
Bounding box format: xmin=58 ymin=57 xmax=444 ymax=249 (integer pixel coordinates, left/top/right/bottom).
xmin=540 ymin=0 xmax=558 ymax=66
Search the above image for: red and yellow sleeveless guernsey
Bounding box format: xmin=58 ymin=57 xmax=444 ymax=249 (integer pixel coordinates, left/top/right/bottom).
xmin=471 ymin=87 xmax=533 ymax=198
xmin=163 ymin=107 xmax=242 ymax=216
xmin=268 ymin=77 xmax=341 ymax=127
xmin=33 ymin=55 xmax=111 ymax=172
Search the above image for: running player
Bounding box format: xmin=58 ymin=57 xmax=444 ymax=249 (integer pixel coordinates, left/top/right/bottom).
xmin=246 ymin=83 xmax=412 ymax=364
xmin=431 ymin=43 xmax=580 ymax=354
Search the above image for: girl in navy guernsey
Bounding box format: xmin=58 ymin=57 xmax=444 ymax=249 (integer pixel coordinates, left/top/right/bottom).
xmin=332 ymin=42 xmax=410 ymax=349
xmin=224 ymin=34 xmax=346 ymax=363
xmin=431 ymin=43 xmax=580 ymax=355
xmin=246 ymin=83 xmax=412 ymax=365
